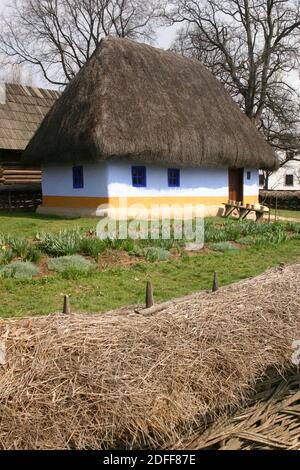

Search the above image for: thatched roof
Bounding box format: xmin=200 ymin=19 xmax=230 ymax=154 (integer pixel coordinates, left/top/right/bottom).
xmin=24 ymin=38 xmax=277 ymax=170
xmin=0 ymin=84 xmax=59 ymax=151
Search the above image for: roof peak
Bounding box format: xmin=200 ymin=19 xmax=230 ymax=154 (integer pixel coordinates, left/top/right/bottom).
xmin=24 ymin=36 xmax=278 ymax=170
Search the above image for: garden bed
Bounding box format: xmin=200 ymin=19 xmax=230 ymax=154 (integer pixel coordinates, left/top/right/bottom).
xmin=0 ymin=218 xmax=299 ymax=280
xmin=1 ymin=217 xmax=300 ymax=318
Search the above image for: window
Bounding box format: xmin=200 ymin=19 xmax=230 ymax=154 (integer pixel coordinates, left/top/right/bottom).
xmin=285 ymin=174 xmax=294 ymax=187
xmin=73 ymin=166 xmax=84 ymax=189
xmin=168 ymin=168 xmax=180 ymax=187
xmin=247 ymin=171 xmax=251 ymax=181
xmin=132 ymin=166 xmax=146 ymax=187
xmin=259 ymin=174 xmax=265 ymax=187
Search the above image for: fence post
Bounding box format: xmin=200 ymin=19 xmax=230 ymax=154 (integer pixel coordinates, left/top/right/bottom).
xmin=212 ymin=272 xmax=219 ymax=292
xmin=146 ymin=281 xmax=154 ymax=309
xmin=63 ymin=295 xmax=71 ymax=315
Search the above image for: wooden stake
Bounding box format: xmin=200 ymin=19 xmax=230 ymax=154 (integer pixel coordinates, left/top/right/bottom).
xmin=146 ymin=281 xmax=154 ymax=309
xmin=63 ymin=295 xmax=71 ymax=315
xmin=212 ymin=272 xmax=219 ymax=292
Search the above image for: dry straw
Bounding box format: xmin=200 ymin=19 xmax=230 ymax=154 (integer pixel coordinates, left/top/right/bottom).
xmin=0 ymin=83 xmax=59 ymax=151
xmin=0 ymin=263 xmax=300 ymax=450
xmin=175 ymin=372 xmax=300 ymax=450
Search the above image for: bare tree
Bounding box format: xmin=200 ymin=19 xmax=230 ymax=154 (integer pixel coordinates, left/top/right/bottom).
xmin=164 ymin=0 xmax=300 ymax=187
xmin=0 ymin=0 xmax=162 ymax=86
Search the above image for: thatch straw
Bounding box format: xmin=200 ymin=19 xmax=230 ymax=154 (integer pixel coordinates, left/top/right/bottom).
xmin=0 ymin=83 xmax=59 ymax=151
xmin=0 ymin=263 xmax=299 ymax=450
xmin=24 ymin=37 xmax=277 ymax=170
xmin=174 ymin=372 xmax=300 ymax=450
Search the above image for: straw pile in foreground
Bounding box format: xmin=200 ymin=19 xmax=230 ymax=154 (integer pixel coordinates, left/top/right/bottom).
xmin=174 ymin=371 xmax=300 ymax=450
xmin=0 ymin=263 xmax=300 ymax=450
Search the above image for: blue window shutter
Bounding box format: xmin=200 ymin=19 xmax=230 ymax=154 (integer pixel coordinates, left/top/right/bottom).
xmin=168 ymin=168 xmax=180 ymax=187
xmin=132 ymin=166 xmax=147 ymax=187
xmin=73 ymin=166 xmax=84 ymax=189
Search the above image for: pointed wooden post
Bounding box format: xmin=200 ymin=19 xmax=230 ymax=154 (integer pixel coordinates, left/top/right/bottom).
xmin=63 ymin=295 xmax=71 ymax=315
xmin=146 ymin=281 xmax=154 ymax=309
xmin=212 ymin=272 xmax=219 ymax=292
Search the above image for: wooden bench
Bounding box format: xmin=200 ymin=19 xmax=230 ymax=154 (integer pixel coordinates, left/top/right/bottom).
xmin=223 ymin=202 xmax=265 ymax=222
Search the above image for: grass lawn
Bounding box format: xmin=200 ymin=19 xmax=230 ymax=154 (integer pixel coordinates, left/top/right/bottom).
xmin=1 ymin=238 xmax=300 ymax=319
xmin=0 ymin=212 xmax=97 ymax=237
xmin=273 ymin=209 xmax=300 ymax=220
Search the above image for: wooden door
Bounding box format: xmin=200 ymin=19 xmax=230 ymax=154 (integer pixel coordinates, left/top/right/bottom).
xmin=228 ymin=168 xmax=244 ymax=203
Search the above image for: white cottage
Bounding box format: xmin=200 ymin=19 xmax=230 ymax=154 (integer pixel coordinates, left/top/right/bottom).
xmin=24 ymin=37 xmax=277 ymax=218
xmin=260 ymin=161 xmax=300 ymax=191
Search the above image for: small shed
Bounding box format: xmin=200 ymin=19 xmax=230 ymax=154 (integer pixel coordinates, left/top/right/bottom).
xmin=0 ymin=83 xmax=59 ymax=210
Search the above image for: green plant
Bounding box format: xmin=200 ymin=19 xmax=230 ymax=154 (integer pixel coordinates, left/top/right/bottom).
xmin=38 ymin=229 xmax=82 ymax=256
xmin=0 ymin=261 xmax=39 ymax=279
xmin=253 ymin=231 xmax=289 ymax=247
xmin=144 ymin=247 xmax=171 ymax=262
xmin=47 ymin=255 xmax=95 ymax=274
xmin=9 ymin=237 xmax=29 ymax=258
xmin=130 ymin=245 xmax=145 ymax=257
xmin=0 ymin=248 xmax=14 ymax=265
xmin=118 ymin=239 xmax=136 ymax=253
xmin=237 ymin=236 xmax=255 ymax=246
xmin=25 ymin=246 xmax=43 ymax=264
xmin=0 ymin=233 xmax=10 ymax=247
xmin=210 ymin=242 xmax=239 ymax=252
xmin=79 ymin=237 xmax=107 ymax=260
xmin=285 ymin=222 xmax=300 ymax=233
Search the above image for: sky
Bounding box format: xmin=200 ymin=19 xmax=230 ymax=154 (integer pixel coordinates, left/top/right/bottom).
xmin=156 ymin=25 xmax=179 ymax=49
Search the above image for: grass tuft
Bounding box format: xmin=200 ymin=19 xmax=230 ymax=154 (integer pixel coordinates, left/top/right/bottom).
xmin=47 ymin=255 xmax=95 ymax=274
xmin=0 ymin=261 xmax=39 ymax=279
xmin=210 ymin=241 xmax=239 ymax=252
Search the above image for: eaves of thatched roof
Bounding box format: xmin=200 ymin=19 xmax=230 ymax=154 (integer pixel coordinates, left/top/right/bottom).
xmin=24 ymin=37 xmax=278 ymax=170
xmin=0 ymin=84 xmax=60 ymax=151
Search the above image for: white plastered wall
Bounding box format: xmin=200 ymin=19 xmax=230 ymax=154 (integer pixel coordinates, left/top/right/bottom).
xmin=106 ymin=161 xmax=228 ymax=198
xmin=42 ymin=163 xmax=109 ymax=197
xmin=260 ymin=161 xmax=300 ymax=191
xmin=40 ymin=161 xmax=259 ymax=218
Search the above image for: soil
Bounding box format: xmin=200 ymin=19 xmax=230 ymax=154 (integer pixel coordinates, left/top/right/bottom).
xmin=98 ymin=250 xmax=144 ymax=269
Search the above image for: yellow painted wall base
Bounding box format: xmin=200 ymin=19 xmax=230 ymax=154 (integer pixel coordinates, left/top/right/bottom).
xmin=43 ymin=195 xmax=259 ymax=208
xmin=39 ymin=195 xmax=260 ymax=219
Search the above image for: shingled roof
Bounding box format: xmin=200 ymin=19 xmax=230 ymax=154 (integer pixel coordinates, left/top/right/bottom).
xmin=0 ymin=83 xmax=60 ymax=151
xmin=24 ymin=37 xmax=278 ymax=170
